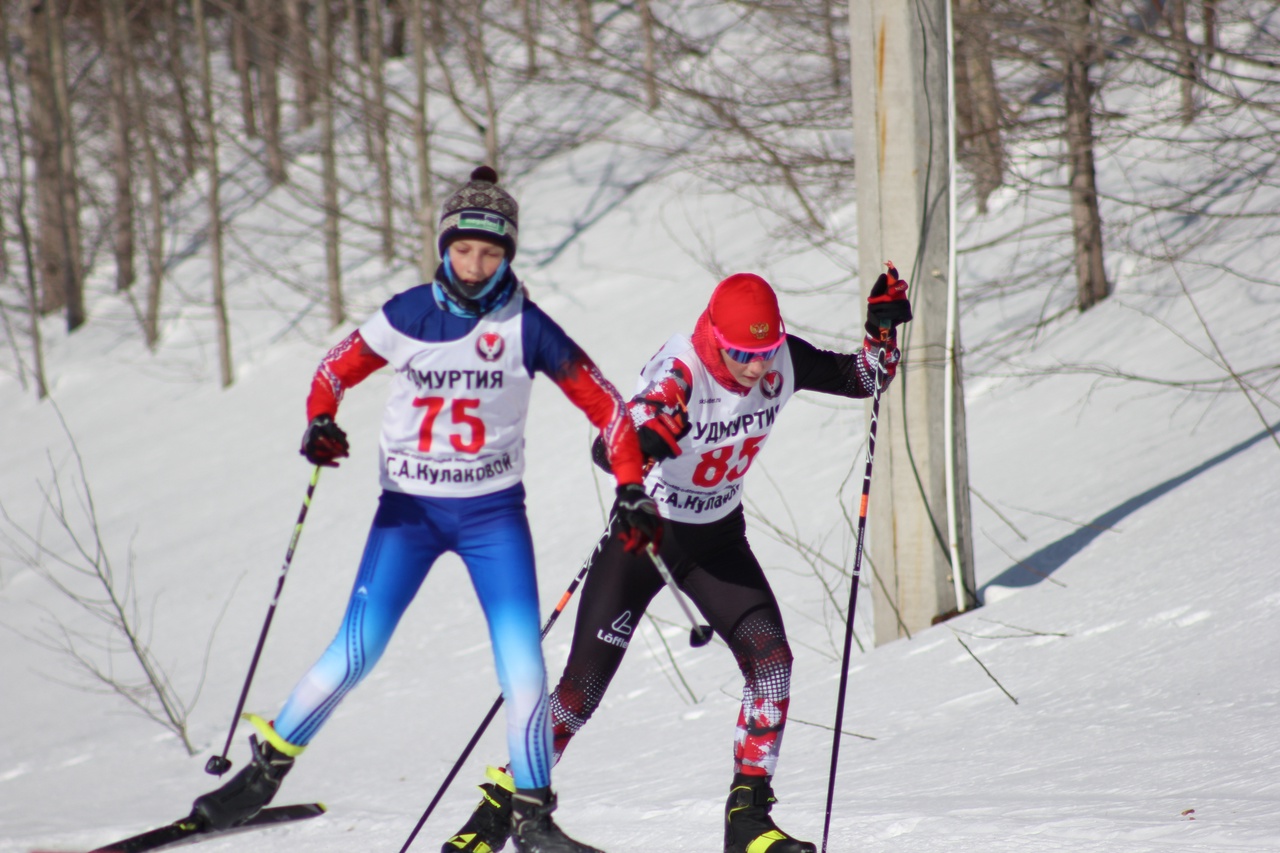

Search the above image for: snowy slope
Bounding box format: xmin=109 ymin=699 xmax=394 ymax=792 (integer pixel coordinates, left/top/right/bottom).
xmin=2 ymin=89 xmax=1279 ymax=853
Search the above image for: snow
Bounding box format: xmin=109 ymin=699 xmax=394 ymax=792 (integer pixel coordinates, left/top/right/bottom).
xmin=3 ymin=76 xmax=1280 ymax=853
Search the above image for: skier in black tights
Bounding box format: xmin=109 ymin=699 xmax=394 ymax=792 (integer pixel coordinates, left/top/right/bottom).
xmin=441 ymin=269 xmax=911 ymax=853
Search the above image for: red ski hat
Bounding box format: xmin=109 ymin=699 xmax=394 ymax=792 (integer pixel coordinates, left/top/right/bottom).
xmin=707 ymin=273 xmax=785 ymax=352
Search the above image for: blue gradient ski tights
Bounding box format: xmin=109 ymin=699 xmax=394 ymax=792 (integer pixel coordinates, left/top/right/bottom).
xmin=272 ymin=485 xmax=553 ymax=790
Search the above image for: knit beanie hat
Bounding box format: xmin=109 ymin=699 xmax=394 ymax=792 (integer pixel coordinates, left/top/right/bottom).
xmin=707 ymin=273 xmax=786 ymax=352
xmin=438 ymin=166 xmax=520 ymax=260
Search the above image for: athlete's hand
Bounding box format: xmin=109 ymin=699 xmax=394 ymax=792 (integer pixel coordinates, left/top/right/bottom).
xmin=615 ymin=483 xmax=664 ymax=553
xmin=636 ymin=396 xmax=690 ymax=461
xmin=865 ymin=262 xmax=912 ymax=339
xmin=301 ymin=414 xmax=349 ymax=467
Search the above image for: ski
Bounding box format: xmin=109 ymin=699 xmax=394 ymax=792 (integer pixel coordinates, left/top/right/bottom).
xmin=33 ymin=802 xmax=327 ymax=853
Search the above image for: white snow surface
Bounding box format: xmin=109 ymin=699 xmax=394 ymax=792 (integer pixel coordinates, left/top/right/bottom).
xmin=2 ymin=128 xmax=1279 ymax=853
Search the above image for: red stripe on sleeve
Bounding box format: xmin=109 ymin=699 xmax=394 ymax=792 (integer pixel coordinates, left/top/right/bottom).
xmin=305 ymin=331 xmax=389 ymax=421
xmin=553 ymin=355 xmax=645 ymax=486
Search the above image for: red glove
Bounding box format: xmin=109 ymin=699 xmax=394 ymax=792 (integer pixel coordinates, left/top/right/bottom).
xmin=865 ymin=262 xmax=912 ymax=341
xmin=636 ymin=397 xmax=690 ymax=460
xmin=629 ymin=373 xmax=692 ymax=462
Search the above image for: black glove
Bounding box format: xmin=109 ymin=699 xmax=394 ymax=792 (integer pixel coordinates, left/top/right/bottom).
xmin=865 ymin=263 xmax=913 ymax=340
xmin=301 ymin=414 xmax=349 ymax=467
xmin=614 ymin=483 xmax=663 ymax=554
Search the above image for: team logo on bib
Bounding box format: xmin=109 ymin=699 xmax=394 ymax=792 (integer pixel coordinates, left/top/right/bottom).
xmin=476 ymin=332 xmax=505 ymax=362
xmin=761 ymin=370 xmax=783 ymax=399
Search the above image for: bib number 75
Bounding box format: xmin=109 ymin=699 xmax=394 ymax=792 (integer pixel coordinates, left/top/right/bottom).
xmin=413 ymin=396 xmax=485 ymax=453
xmin=690 ymin=436 xmax=765 ymax=487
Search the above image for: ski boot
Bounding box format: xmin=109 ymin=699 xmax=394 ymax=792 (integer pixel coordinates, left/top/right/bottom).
xmin=724 ymin=773 xmax=816 ymax=853
xmin=443 ymin=766 xmax=516 ymax=853
xmin=509 ymin=787 xmax=604 ymax=853
xmin=192 ymin=715 xmax=302 ymax=830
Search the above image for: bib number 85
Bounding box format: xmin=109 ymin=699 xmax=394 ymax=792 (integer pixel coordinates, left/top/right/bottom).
xmin=690 ymin=436 xmax=765 ymax=487
xmin=413 ymin=396 xmax=485 ymax=453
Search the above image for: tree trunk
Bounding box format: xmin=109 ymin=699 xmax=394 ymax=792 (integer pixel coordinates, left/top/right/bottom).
xmin=231 ymin=0 xmax=259 ymax=138
xmin=822 ymin=0 xmax=841 ymax=91
xmin=103 ymin=0 xmax=136 ymax=293
xmin=464 ymin=0 xmax=500 ymax=167
xmin=519 ymin=0 xmax=539 ymax=76
xmin=954 ymin=0 xmax=1005 ymax=213
xmin=348 ymin=0 xmax=375 ymax=157
xmin=318 ymin=0 xmax=345 ymax=327
xmin=1062 ymin=0 xmax=1108 ymax=310
xmin=130 ymin=39 xmax=167 ymax=350
xmin=368 ymin=0 xmax=395 ymax=262
xmin=1202 ymin=0 xmax=1217 ymax=61
xmin=348 ymin=0 xmax=370 ymax=61
xmin=638 ymin=0 xmax=657 ymax=109
xmin=194 ymin=0 xmax=235 ymax=386
xmin=1 ymin=7 xmax=48 ymax=397
xmin=165 ymin=0 xmax=200 ymax=175
xmin=253 ymin=0 xmax=288 ymax=184
xmin=412 ymin=0 xmax=437 ymax=278
xmin=285 ymin=0 xmax=317 ymax=128
xmin=50 ymin=0 xmax=84 ymax=330
xmin=24 ymin=2 xmax=65 ymax=316
xmin=388 ymin=0 xmax=407 ymax=57
xmin=30 ymin=0 xmax=85 ymax=330
xmin=1165 ymin=0 xmax=1196 ymax=124
xmin=574 ymin=0 xmax=595 ymax=52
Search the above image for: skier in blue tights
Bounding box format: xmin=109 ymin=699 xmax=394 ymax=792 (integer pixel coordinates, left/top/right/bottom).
xmin=191 ymin=167 xmax=663 ymax=853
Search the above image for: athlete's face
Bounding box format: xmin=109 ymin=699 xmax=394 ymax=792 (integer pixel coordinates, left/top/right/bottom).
xmin=448 ymin=238 xmax=506 ymax=285
xmin=721 ymin=349 xmax=776 ymax=387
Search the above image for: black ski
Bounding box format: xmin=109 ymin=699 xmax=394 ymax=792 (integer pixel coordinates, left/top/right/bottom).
xmin=73 ymin=803 xmax=326 ymax=853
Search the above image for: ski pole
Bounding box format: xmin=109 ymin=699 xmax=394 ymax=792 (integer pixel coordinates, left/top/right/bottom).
xmin=820 ymin=343 xmax=890 ymax=853
xmin=205 ymin=464 xmax=322 ymax=776
xmin=397 ymin=522 xmax=611 ymax=853
xmin=646 ymin=545 xmax=713 ymax=648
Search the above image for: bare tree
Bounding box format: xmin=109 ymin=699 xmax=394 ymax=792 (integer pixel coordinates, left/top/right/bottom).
xmin=230 ymin=0 xmax=259 ymax=137
xmin=638 ymin=0 xmax=658 ymax=110
xmin=25 ymin=0 xmax=84 ymax=328
xmin=1201 ymin=0 xmax=1217 ymax=60
xmin=1 ymin=5 xmax=48 ymax=398
xmin=367 ymin=0 xmax=395 ymax=261
xmin=285 ymin=0 xmax=318 ymax=128
xmin=102 ymin=0 xmax=137 ymax=294
xmin=164 ymin=0 xmax=201 ymax=176
xmin=573 ymin=0 xmax=595 ymax=51
xmin=318 ymin=0 xmax=345 ymax=327
xmin=253 ymin=0 xmax=289 ymax=185
xmin=954 ymin=0 xmax=1006 ymax=212
xmin=0 ymin=412 xmax=205 ymax=754
xmin=518 ymin=0 xmax=540 ymax=76
xmin=461 ymin=0 xmax=501 ymax=167
xmin=413 ymin=0 xmax=439 ymax=278
xmin=47 ymin=0 xmax=84 ymax=330
xmin=194 ymin=0 xmax=235 ymax=386
xmin=1061 ymin=0 xmax=1109 ymax=310
xmin=1166 ymin=0 xmax=1198 ymax=124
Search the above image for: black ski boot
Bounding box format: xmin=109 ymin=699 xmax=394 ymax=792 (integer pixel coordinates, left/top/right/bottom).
xmin=443 ymin=766 xmax=516 ymax=853
xmin=192 ymin=733 xmax=296 ymax=830
xmin=724 ymin=773 xmax=816 ymax=853
xmin=509 ymin=787 xmax=604 ymax=853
